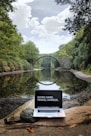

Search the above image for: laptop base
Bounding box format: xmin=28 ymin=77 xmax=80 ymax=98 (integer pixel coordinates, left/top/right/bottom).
xmin=33 ymin=108 xmax=65 ymax=118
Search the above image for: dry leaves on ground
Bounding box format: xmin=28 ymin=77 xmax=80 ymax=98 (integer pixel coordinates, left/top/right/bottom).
xmin=58 ymin=127 xmax=64 ymax=130
xmin=26 ymin=127 xmax=35 ymax=133
xmin=69 ymin=124 xmax=77 ymax=128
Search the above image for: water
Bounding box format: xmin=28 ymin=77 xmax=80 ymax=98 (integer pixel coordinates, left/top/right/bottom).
xmin=0 ymin=69 xmax=90 ymax=100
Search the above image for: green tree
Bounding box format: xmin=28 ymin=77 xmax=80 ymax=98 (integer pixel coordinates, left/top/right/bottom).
xmin=0 ymin=0 xmax=15 ymax=12
xmin=0 ymin=0 xmax=30 ymax=72
xmin=72 ymin=24 xmax=91 ymax=70
xmin=55 ymin=0 xmax=91 ymax=71
xmin=55 ymin=0 xmax=91 ymax=34
xmin=55 ymin=0 xmax=72 ymax=4
xmin=21 ymin=41 xmax=39 ymax=64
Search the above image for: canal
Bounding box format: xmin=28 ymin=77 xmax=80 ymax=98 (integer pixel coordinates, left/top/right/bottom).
xmin=0 ymin=69 xmax=90 ymax=98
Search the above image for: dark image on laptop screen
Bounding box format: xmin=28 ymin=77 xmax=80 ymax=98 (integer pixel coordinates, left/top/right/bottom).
xmin=35 ymin=90 xmax=62 ymax=108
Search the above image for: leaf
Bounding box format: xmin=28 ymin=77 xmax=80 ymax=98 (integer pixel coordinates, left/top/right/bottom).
xmin=58 ymin=127 xmax=64 ymax=130
xmin=27 ymin=127 xmax=35 ymax=133
xmin=69 ymin=124 xmax=77 ymax=128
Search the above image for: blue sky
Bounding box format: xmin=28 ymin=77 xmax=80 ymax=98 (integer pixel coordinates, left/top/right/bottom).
xmin=9 ymin=0 xmax=74 ymax=53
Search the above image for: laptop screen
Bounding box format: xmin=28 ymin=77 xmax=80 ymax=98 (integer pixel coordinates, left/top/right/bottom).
xmin=35 ymin=90 xmax=62 ymax=108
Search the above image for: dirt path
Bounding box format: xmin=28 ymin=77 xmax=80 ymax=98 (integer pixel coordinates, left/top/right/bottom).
xmin=71 ymin=69 xmax=91 ymax=83
xmin=0 ymin=121 xmax=91 ymax=136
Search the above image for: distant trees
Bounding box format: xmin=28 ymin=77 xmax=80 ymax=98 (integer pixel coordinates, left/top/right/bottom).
xmin=54 ymin=25 xmax=91 ymax=71
xmin=40 ymin=56 xmax=60 ymax=69
xmin=21 ymin=41 xmax=39 ymax=63
xmin=20 ymin=42 xmax=39 ymax=69
xmin=54 ymin=40 xmax=75 ymax=69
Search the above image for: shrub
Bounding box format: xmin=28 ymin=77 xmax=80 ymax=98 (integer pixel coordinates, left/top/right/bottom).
xmin=21 ymin=59 xmax=30 ymax=70
xmin=0 ymin=59 xmax=10 ymax=72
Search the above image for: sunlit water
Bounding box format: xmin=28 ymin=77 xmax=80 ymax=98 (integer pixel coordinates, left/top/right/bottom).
xmin=37 ymin=81 xmax=70 ymax=100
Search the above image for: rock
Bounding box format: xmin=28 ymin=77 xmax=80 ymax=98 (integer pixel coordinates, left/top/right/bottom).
xmin=63 ymin=99 xmax=80 ymax=109
xmin=33 ymin=106 xmax=91 ymax=127
xmin=20 ymin=108 xmax=39 ymax=123
xmin=84 ymin=100 xmax=91 ymax=106
xmin=5 ymin=99 xmax=34 ymax=121
xmin=64 ymin=106 xmax=91 ymax=125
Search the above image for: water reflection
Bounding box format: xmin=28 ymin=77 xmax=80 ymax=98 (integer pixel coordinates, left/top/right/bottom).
xmin=0 ymin=70 xmax=89 ymax=98
xmin=58 ymin=71 xmax=88 ymax=95
xmin=0 ymin=73 xmax=38 ymax=98
xmin=36 ymin=69 xmax=60 ymax=85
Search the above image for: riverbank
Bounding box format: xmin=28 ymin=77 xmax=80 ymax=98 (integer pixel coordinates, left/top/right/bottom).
xmin=0 ymin=70 xmax=32 ymax=77
xmin=71 ymin=69 xmax=91 ymax=83
xmin=0 ymin=69 xmax=41 ymax=77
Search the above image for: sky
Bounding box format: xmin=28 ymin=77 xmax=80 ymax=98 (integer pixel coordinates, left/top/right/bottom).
xmin=9 ymin=0 xmax=74 ymax=53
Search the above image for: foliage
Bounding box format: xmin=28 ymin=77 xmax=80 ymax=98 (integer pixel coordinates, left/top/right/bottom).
xmin=54 ymin=24 xmax=91 ymax=71
xmin=71 ymin=24 xmax=91 ymax=70
xmin=55 ymin=0 xmax=91 ymax=34
xmin=20 ymin=59 xmax=30 ymax=70
xmin=0 ymin=0 xmax=15 ymax=12
xmin=0 ymin=1 xmax=39 ymax=72
xmin=40 ymin=56 xmax=60 ymax=69
xmin=21 ymin=41 xmax=39 ymax=62
xmin=54 ymin=40 xmax=75 ymax=69
xmin=55 ymin=0 xmax=72 ymax=4
xmin=55 ymin=0 xmax=91 ymax=71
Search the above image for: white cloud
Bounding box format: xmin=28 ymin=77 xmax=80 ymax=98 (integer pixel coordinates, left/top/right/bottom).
xmin=28 ymin=5 xmax=72 ymax=35
xmin=29 ymin=17 xmax=40 ymax=28
xmin=25 ymin=32 xmax=73 ymax=53
xmin=41 ymin=6 xmax=73 ymax=34
xmin=14 ymin=0 xmax=34 ymax=4
xmin=57 ymin=5 xmax=72 ymax=24
xmin=42 ymin=16 xmax=61 ymax=34
xmin=22 ymin=35 xmax=30 ymax=43
xmin=9 ymin=0 xmax=74 ymax=53
xmin=21 ymin=6 xmax=73 ymax=53
xmin=9 ymin=3 xmax=32 ymax=29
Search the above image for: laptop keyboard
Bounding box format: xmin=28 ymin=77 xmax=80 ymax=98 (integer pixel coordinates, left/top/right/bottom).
xmin=38 ymin=109 xmax=60 ymax=112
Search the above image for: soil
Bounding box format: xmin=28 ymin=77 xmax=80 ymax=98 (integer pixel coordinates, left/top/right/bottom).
xmin=0 ymin=122 xmax=91 ymax=136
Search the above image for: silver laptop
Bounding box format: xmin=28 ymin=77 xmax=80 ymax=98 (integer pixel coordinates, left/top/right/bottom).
xmin=33 ymin=90 xmax=66 ymax=118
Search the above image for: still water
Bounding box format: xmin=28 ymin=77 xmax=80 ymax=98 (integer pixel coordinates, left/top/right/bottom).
xmin=0 ymin=69 xmax=90 ymax=99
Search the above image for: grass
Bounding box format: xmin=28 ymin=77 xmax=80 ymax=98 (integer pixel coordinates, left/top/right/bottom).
xmin=82 ymin=70 xmax=91 ymax=75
